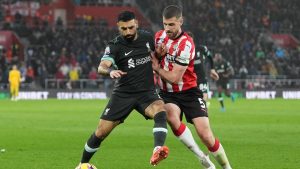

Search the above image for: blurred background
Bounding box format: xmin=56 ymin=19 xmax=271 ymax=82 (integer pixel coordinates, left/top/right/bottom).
xmin=0 ymin=0 xmax=299 ymax=99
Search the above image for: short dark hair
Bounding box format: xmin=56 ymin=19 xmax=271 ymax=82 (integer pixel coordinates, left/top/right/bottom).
xmin=163 ymin=5 xmax=182 ymax=19
xmin=117 ymin=11 xmax=135 ymax=22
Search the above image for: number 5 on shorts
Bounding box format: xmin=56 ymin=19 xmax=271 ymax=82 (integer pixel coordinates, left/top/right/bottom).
xmin=198 ymin=98 xmax=206 ymax=109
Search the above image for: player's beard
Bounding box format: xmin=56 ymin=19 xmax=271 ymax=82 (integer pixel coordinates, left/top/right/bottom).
xmin=166 ymin=30 xmax=179 ymax=39
xmin=124 ymin=33 xmax=136 ymax=42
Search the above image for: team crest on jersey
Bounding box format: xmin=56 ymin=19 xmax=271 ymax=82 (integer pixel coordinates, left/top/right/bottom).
xmin=146 ymin=42 xmax=151 ymax=52
xmin=173 ymin=44 xmax=178 ymax=51
xmin=128 ymin=58 xmax=135 ymax=68
xmin=104 ymin=46 xmax=110 ymax=55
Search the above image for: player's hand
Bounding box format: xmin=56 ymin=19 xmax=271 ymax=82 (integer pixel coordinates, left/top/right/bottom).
xmin=210 ymin=69 xmax=219 ymax=80
xmin=155 ymin=43 xmax=167 ymax=58
xmin=150 ymin=52 xmax=160 ymax=72
xmin=110 ymin=70 xmax=127 ymax=79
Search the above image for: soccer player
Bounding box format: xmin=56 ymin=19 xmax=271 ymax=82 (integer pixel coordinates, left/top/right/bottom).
xmin=152 ymin=5 xmax=232 ymax=169
xmin=194 ymin=44 xmax=219 ymax=106
xmin=76 ymin=11 xmax=169 ymax=168
xmin=214 ymin=53 xmax=235 ymax=112
xmin=9 ymin=65 xmax=21 ymax=101
xmin=186 ymin=33 xmax=219 ymax=105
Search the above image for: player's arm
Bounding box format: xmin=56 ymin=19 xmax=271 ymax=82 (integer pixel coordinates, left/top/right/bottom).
xmin=152 ymin=54 xmax=186 ymax=83
xmin=98 ymin=60 xmax=127 ymax=79
xmin=151 ymin=41 xmax=188 ymax=84
xmin=204 ymin=46 xmax=214 ymax=69
xmin=97 ymin=60 xmax=113 ymax=75
xmin=203 ymin=46 xmax=219 ymax=80
xmin=98 ymin=45 xmax=127 ymax=78
xmin=154 ymin=31 xmax=167 ymax=59
xmin=223 ymin=62 xmax=234 ymax=78
xmin=155 ymin=43 xmax=167 ymax=59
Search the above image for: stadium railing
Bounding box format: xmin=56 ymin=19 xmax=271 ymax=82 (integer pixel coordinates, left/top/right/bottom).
xmin=42 ymin=78 xmax=300 ymax=91
xmin=209 ymin=78 xmax=300 ymax=91
xmin=45 ymin=78 xmax=105 ymax=90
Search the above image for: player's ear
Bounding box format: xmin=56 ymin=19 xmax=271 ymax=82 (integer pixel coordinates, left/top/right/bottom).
xmin=179 ymin=17 xmax=183 ymax=26
xmin=134 ymin=19 xmax=139 ymax=29
xmin=117 ymin=22 xmax=121 ymax=30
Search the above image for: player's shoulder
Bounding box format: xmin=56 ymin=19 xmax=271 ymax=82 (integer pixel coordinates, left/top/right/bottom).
xmin=199 ymin=45 xmax=208 ymax=51
xmin=226 ymin=61 xmax=232 ymax=66
xmin=178 ymin=32 xmax=194 ymax=48
xmin=138 ymin=29 xmax=152 ymax=36
xmin=138 ymin=29 xmax=154 ymax=40
xmin=108 ymin=35 xmax=122 ymax=45
xmin=155 ymin=30 xmax=165 ymax=38
xmin=183 ymin=32 xmax=193 ymax=41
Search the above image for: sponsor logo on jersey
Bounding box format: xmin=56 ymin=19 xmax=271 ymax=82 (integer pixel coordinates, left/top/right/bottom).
xmin=128 ymin=56 xmax=151 ymax=69
xmin=166 ymin=53 xmax=176 ymax=62
xmin=125 ymin=50 xmax=133 ymax=56
xmin=104 ymin=46 xmax=110 ymax=55
xmin=146 ymin=42 xmax=151 ymax=52
xmin=136 ymin=56 xmax=151 ymax=65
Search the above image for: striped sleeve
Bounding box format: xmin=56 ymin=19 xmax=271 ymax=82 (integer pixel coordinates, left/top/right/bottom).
xmin=175 ymin=38 xmax=193 ymax=66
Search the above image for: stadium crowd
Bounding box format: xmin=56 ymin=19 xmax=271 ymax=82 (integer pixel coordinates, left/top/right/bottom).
xmin=0 ymin=0 xmax=299 ymax=90
xmin=0 ymin=14 xmax=117 ymax=89
xmin=138 ymin=0 xmax=300 ymax=79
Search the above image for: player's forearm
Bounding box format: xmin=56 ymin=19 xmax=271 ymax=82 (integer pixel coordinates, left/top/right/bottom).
xmin=207 ymin=55 xmax=214 ymax=68
xmin=156 ymin=68 xmax=181 ymax=84
xmin=98 ymin=65 xmax=113 ymax=76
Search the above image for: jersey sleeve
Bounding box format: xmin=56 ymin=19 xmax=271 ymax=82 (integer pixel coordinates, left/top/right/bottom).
xmin=154 ymin=30 xmax=165 ymax=46
xmin=202 ymin=46 xmax=214 ymax=68
xmin=149 ymin=34 xmax=155 ymax=51
xmin=101 ymin=44 xmax=118 ymax=68
xmin=175 ymin=39 xmax=194 ymax=66
xmin=225 ymin=61 xmax=232 ymax=71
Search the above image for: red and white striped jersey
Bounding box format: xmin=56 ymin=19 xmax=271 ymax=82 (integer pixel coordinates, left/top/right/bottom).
xmin=155 ymin=30 xmax=197 ymax=92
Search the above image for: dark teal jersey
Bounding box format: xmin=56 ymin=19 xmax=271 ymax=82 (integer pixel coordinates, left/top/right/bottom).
xmin=194 ymin=45 xmax=214 ymax=84
xmin=215 ymin=59 xmax=233 ymax=80
xmin=101 ymin=30 xmax=155 ymax=93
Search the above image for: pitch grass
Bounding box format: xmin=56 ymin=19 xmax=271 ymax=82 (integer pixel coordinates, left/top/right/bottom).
xmin=0 ymin=99 xmax=299 ymax=169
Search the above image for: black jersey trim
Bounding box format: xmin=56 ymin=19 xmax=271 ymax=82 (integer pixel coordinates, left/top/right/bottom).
xmin=174 ymin=31 xmax=185 ymax=40
xmin=175 ymin=60 xmax=189 ymax=66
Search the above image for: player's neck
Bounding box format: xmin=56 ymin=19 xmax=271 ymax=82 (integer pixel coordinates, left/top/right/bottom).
xmin=134 ymin=33 xmax=138 ymax=41
xmin=173 ymin=30 xmax=183 ymax=40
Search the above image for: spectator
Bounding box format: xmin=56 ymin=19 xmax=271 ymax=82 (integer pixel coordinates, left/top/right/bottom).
xmin=87 ymin=67 xmax=99 ymax=88
xmin=25 ymin=66 xmax=35 ymax=83
xmin=68 ymin=66 xmax=80 ymax=89
xmin=239 ymin=64 xmax=248 ymax=89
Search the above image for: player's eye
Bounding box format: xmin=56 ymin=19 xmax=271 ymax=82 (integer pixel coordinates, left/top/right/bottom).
xmin=127 ymin=26 xmax=134 ymax=30
xmin=164 ymin=23 xmax=174 ymax=27
xmin=121 ymin=26 xmax=135 ymax=31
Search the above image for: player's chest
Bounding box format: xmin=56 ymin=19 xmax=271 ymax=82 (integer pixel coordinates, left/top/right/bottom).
xmin=118 ymin=41 xmax=151 ymax=58
xmin=216 ymin=64 xmax=226 ymax=72
xmin=116 ymin=45 xmax=152 ymax=69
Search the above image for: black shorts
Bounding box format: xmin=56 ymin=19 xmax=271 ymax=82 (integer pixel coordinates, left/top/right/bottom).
xmin=216 ymin=78 xmax=230 ymax=90
xmin=100 ymin=90 xmax=161 ymax=123
xmin=159 ymin=87 xmax=208 ymax=124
